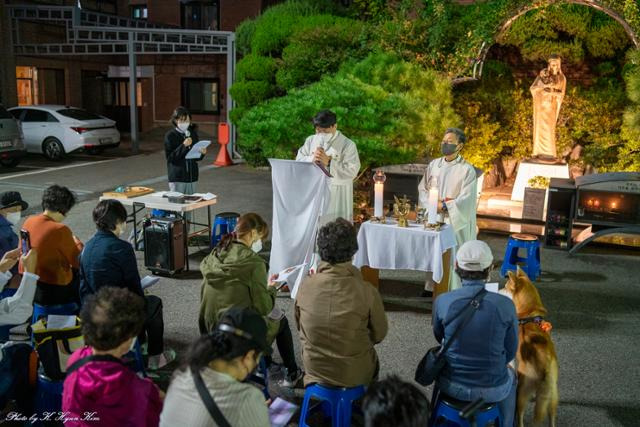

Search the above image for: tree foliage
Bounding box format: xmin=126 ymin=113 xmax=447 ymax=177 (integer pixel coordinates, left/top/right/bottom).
xmin=236 ymin=53 xmax=457 ymax=168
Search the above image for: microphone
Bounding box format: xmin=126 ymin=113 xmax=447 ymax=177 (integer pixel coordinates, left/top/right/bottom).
xmin=185 ymin=129 xmax=191 ymax=139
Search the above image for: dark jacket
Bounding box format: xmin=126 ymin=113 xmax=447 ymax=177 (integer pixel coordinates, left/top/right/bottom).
xmin=79 ymin=230 xmax=143 ymax=302
xmin=0 ymin=215 xmax=18 ymax=275
xmin=433 ymin=280 xmax=518 ymax=389
xmin=164 ymin=126 xmax=203 ymax=183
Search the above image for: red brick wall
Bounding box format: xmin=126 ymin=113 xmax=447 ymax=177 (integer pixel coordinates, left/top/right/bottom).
xmin=147 ymin=0 xmax=181 ymax=27
xmin=148 ymin=56 xmax=228 ymax=135
xmin=220 ymin=0 xmax=263 ymax=31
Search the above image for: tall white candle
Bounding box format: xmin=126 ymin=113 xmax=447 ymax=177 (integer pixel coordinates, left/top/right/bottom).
xmin=374 ymin=182 xmax=384 ymax=217
xmin=427 ymin=186 xmax=438 ymax=224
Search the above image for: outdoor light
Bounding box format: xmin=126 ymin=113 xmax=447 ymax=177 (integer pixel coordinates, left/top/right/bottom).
xmin=373 ymin=170 xmax=386 ymax=218
xmin=610 ymin=201 xmax=618 ymax=209
xmin=594 ymin=199 xmax=601 ymax=208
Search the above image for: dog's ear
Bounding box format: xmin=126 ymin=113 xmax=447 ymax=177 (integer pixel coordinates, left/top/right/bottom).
xmin=516 ymin=266 xmax=528 ymax=278
xmin=506 ymin=270 xmax=517 ymax=284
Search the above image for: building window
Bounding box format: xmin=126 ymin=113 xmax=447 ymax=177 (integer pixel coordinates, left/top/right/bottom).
xmin=181 ymin=78 xmax=219 ymax=114
xmin=131 ymin=5 xmax=148 ymax=20
xmin=181 ymin=1 xmax=219 ymax=30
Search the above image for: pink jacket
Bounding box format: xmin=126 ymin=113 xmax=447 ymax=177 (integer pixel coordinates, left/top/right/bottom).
xmin=62 ymin=347 xmax=162 ymax=427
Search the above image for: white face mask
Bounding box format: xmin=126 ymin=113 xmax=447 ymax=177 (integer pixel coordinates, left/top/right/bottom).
xmin=319 ymin=132 xmax=333 ymax=144
xmin=6 ymin=211 xmax=21 ymax=225
xmin=177 ymin=122 xmax=190 ymax=132
xmin=115 ymin=223 xmax=126 ymax=237
xmin=251 ymin=239 xmax=263 ymax=253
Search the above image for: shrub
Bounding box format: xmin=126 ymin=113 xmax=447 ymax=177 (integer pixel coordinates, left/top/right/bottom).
xmin=236 ymin=19 xmax=257 ymax=57
xmin=249 ymin=0 xmax=340 ymax=56
xmin=276 ymin=18 xmax=369 ymax=90
xmin=236 ymin=54 xmax=278 ymax=83
xmin=229 ymin=80 xmax=275 ymax=109
xmin=236 ymin=53 xmax=457 ymax=168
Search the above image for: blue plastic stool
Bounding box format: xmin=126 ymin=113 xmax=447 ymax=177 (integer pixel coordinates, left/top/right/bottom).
xmin=32 ymin=303 xmax=79 ymax=323
xmin=500 ymin=234 xmax=541 ymax=281
xmin=32 ymin=373 xmax=63 ymax=424
xmin=151 ymin=208 xmax=169 ymax=218
xmin=431 ymin=393 xmax=503 ymax=427
xmin=248 ymin=357 xmax=270 ymax=399
xmin=299 ymin=384 xmax=366 ymax=427
xmin=210 ymin=212 xmax=240 ymax=248
xmin=122 ymin=339 xmax=146 ymax=377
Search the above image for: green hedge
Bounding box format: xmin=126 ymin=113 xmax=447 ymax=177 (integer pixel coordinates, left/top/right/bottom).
xmin=228 ymin=80 xmax=275 ymax=109
xmin=236 ymin=53 xmax=457 ymax=168
xmin=248 ymin=0 xmax=341 ymax=56
xmin=276 ymin=19 xmax=370 ymax=90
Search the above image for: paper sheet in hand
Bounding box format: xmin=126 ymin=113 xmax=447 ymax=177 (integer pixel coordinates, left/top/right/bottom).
xmin=273 ymin=264 xmax=305 ymax=284
xmin=47 ymin=315 xmax=76 ymax=329
xmin=185 ymin=140 xmax=211 ymax=159
xmin=269 ymin=397 xmax=298 ymax=427
xmin=141 ymin=275 xmax=160 ymax=289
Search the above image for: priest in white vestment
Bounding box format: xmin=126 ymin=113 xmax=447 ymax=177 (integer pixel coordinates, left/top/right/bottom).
xmin=418 ymin=128 xmax=478 ymax=293
xmin=296 ymin=110 xmax=361 ymax=222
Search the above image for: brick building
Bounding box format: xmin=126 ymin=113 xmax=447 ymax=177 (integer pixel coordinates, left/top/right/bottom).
xmin=1 ymin=0 xmax=281 ymax=137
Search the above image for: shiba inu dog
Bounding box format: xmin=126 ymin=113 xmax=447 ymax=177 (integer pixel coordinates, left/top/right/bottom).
xmin=501 ymin=268 xmax=558 ymax=427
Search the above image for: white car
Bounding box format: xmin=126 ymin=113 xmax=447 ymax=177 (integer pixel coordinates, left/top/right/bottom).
xmin=8 ymin=105 xmax=121 ymax=160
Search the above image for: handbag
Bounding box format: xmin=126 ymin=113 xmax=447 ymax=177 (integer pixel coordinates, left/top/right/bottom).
xmin=415 ymin=288 xmax=487 ymax=386
xmin=32 ymin=316 xmax=84 ymax=381
xmin=192 ymin=368 xmax=232 ymax=427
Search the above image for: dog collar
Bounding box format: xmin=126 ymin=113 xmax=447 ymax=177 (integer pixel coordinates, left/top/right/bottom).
xmin=519 ymin=316 xmax=552 ymax=333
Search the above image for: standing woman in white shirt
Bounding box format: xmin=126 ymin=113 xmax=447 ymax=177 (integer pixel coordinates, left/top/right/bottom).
xmin=160 ymin=307 xmax=271 ymax=427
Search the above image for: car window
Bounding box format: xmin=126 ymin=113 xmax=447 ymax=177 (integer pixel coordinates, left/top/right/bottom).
xmin=0 ymin=106 xmax=12 ymax=119
xmin=23 ymin=110 xmax=58 ymax=123
xmin=8 ymin=109 xmax=24 ymax=120
xmin=56 ymin=108 xmax=102 ymax=121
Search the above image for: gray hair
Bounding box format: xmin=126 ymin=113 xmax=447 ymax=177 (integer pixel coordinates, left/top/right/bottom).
xmin=444 ymin=127 xmax=466 ymax=144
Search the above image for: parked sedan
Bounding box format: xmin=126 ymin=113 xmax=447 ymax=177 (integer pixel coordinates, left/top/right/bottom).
xmin=0 ymin=104 xmax=26 ymax=168
xmin=8 ymin=105 xmax=120 ymax=160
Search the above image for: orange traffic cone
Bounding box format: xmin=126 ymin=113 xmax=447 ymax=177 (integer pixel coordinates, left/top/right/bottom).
xmin=214 ymin=122 xmax=233 ymax=166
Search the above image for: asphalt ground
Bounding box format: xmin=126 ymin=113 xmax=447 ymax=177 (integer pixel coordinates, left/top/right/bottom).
xmin=2 ymin=134 xmax=639 ymax=426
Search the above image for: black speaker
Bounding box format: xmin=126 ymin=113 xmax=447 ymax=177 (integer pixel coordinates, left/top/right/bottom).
xmin=143 ymin=217 xmax=185 ymax=274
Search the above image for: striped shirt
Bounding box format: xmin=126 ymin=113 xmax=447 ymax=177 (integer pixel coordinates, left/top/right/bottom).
xmin=160 ymin=367 xmax=270 ymax=427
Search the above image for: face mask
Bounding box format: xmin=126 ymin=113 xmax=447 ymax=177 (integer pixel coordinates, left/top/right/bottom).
xmin=441 ymin=143 xmax=459 ymax=156
xmin=6 ymin=211 xmax=21 ymax=225
xmin=251 ymin=239 xmax=263 ymax=253
xmin=115 ymin=223 xmax=125 ymax=237
xmin=177 ymin=122 xmax=190 ymax=132
xmin=320 ymin=132 xmax=333 ymax=144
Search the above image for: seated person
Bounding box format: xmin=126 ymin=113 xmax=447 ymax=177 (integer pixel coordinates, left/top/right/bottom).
xmin=161 ymin=307 xmax=270 ymax=427
xmin=0 ymin=191 xmax=28 ymax=279
xmin=1 ymin=248 xmax=38 ymax=327
xmin=0 ymin=249 xmax=37 ymax=414
xmin=19 ymin=185 xmax=83 ymax=307
xmin=80 ymin=200 xmax=174 ymax=370
xmin=62 ymin=287 xmax=163 ymax=427
xmin=199 ymin=213 xmax=302 ymax=387
xmin=362 ymin=375 xmax=430 ymax=427
xmin=432 ymin=240 xmax=517 ymax=426
xmin=295 ymin=218 xmax=388 ymax=387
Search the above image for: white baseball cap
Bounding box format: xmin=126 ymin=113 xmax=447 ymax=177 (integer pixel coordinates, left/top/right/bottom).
xmin=456 ymin=240 xmax=493 ymax=271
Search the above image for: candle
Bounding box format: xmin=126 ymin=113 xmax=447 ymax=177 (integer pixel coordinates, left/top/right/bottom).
xmin=373 ymin=170 xmax=386 ymax=218
xmin=428 ymin=186 xmax=438 ymax=224
xmin=374 ymin=183 xmax=384 ymax=217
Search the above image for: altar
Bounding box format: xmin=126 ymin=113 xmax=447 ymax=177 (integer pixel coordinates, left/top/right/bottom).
xmin=353 ymin=220 xmax=457 ymax=299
